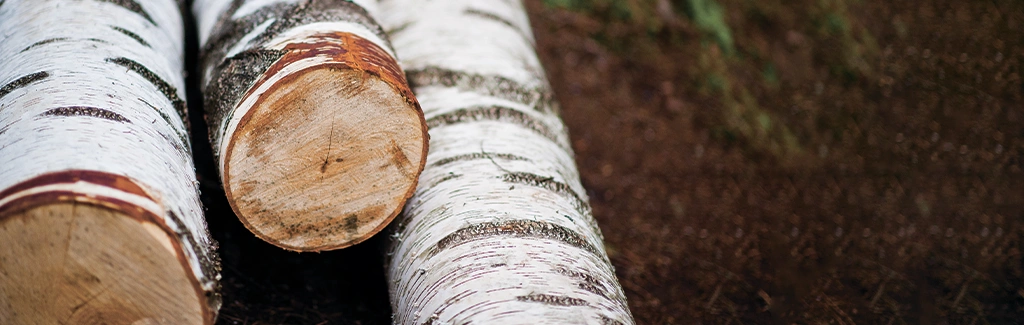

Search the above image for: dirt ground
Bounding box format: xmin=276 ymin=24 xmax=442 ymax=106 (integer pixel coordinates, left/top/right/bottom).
xmin=195 ymin=1 xmax=1023 ymax=324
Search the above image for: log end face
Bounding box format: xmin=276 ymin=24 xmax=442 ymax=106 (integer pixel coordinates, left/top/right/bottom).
xmin=0 ymin=203 xmax=207 ymax=325
xmin=224 ymin=67 xmax=426 ymax=251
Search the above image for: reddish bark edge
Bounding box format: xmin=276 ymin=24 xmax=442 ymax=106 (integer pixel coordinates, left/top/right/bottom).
xmin=0 ymin=170 xmax=215 ymax=325
xmin=222 ymin=32 xmax=428 ymax=252
xmin=240 ymin=31 xmax=420 ymax=112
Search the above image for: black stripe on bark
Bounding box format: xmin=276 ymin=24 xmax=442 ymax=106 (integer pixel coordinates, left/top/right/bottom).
xmin=426 ymin=106 xmax=561 ymax=146
xmin=21 ymin=38 xmax=71 ymax=53
xmin=110 ymin=26 xmax=151 ymax=47
xmin=96 ymin=0 xmax=155 ymax=25
xmin=501 ymin=172 xmax=591 ymax=216
xmin=516 ymin=293 xmax=589 ymax=306
xmin=428 ymin=173 xmax=462 ymax=188
xmin=39 ymin=106 xmax=129 ymax=123
xmin=384 ymin=21 xmax=413 ymax=37
xmin=431 ymin=152 xmax=529 ymax=167
xmin=106 ymin=57 xmax=187 ymax=129
xmin=463 ymin=8 xmax=534 ymax=47
xmin=599 ymin=315 xmax=626 ymax=325
xmin=0 ymin=71 xmax=49 ymax=103
xmin=428 ymin=220 xmax=599 ymax=258
xmin=464 ymin=9 xmax=522 ymax=34
xmin=202 ymin=48 xmax=285 ymax=159
xmin=558 ymin=267 xmax=612 ymax=300
xmin=139 ymin=97 xmax=189 ymax=152
xmin=406 ymin=67 xmax=555 ymax=114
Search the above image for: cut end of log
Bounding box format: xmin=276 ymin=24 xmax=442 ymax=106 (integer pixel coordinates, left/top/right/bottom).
xmin=0 ymin=203 xmax=208 ymax=325
xmin=223 ymin=65 xmax=427 ymax=251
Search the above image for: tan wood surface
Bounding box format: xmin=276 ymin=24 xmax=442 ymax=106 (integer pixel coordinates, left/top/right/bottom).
xmin=0 ymin=203 xmax=205 ymax=324
xmin=224 ymin=67 xmax=426 ymax=251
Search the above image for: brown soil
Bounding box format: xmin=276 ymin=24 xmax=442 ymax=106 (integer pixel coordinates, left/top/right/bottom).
xmin=527 ymin=0 xmax=1023 ymax=323
xmin=185 ymin=1 xmax=1023 ymax=324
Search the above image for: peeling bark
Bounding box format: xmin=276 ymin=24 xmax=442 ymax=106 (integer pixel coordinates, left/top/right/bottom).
xmin=371 ymin=1 xmax=635 ymax=324
xmin=0 ymin=1 xmax=219 ymax=324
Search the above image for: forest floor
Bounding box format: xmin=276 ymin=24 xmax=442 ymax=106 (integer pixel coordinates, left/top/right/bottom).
xmin=198 ymin=1 xmax=1023 ymax=324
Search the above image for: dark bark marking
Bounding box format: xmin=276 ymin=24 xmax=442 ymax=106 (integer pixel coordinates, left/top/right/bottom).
xmin=20 ymin=38 xmax=71 ymax=53
xmin=501 ymin=172 xmax=591 ymax=216
xmin=429 ymin=173 xmax=462 ymax=188
xmin=202 ymin=49 xmax=285 ymax=159
xmin=426 ymin=106 xmax=560 ymax=146
xmin=106 ymin=57 xmax=187 ymax=129
xmin=463 ymin=8 xmax=534 ymax=47
xmin=406 ymin=67 xmax=555 ymax=114
xmin=598 ymin=315 xmax=626 ymax=325
xmin=96 ymin=0 xmax=156 ymax=25
xmin=39 ymin=106 xmax=129 ymax=123
xmin=558 ymin=267 xmax=611 ymax=300
xmin=429 ymin=220 xmax=599 ymax=258
xmin=516 ymin=293 xmax=589 ymax=307
xmin=0 ymin=71 xmax=49 ymax=103
xmin=384 ymin=22 xmax=412 ymax=37
xmin=110 ymin=26 xmax=151 ymax=48
xmin=431 ymin=152 xmax=529 ymax=167
xmin=464 ymin=9 xmax=522 ymax=34
xmin=139 ymin=97 xmax=190 ymax=153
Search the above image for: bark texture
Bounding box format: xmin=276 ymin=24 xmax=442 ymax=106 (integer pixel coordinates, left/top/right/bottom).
xmin=371 ymin=1 xmax=636 ymax=324
xmin=0 ymin=0 xmax=219 ymax=324
xmin=194 ymin=0 xmax=427 ymax=251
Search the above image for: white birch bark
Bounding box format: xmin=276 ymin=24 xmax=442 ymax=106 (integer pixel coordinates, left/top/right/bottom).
xmin=193 ymin=0 xmax=427 ymax=251
xmin=371 ymin=1 xmax=635 ymax=324
xmin=0 ymin=0 xmax=219 ymax=324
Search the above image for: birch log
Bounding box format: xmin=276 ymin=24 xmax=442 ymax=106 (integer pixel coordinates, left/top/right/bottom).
xmin=372 ymin=1 xmax=635 ymax=324
xmin=193 ymin=0 xmax=426 ymax=251
xmin=0 ymin=1 xmax=220 ymax=324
